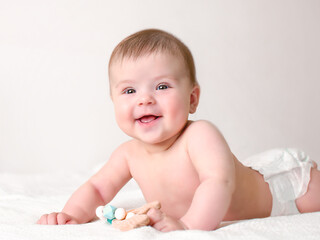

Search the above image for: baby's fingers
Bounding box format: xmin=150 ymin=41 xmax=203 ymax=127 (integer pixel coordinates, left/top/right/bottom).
xmin=47 ymin=212 xmax=59 ymax=225
xmin=147 ymin=208 xmax=165 ymax=226
xmin=57 ymin=213 xmax=78 ymax=225
xmin=147 ymin=208 xmax=185 ymax=232
xmin=56 ymin=213 xmax=70 ymax=224
xmin=37 ymin=212 xmax=76 ymax=225
xmin=147 ymin=208 xmax=170 ymax=231
xmin=37 ymin=213 xmax=58 ymax=225
xmin=37 ymin=214 xmax=49 ymax=224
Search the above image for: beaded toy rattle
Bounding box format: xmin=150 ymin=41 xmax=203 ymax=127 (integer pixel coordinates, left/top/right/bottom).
xmin=95 ymin=201 xmax=161 ymax=231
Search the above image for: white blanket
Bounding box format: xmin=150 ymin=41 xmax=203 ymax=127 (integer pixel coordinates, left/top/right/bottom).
xmin=1 ymin=170 xmax=320 ymax=240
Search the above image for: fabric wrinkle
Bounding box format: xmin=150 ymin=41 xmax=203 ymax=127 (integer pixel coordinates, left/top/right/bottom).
xmin=244 ymin=148 xmax=313 ymax=216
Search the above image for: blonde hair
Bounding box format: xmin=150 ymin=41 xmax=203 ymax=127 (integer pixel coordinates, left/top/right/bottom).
xmin=108 ymin=29 xmax=198 ymax=86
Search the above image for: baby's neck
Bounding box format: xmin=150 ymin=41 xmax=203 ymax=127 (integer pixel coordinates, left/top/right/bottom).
xmin=138 ymin=135 xmax=179 ymax=155
xmin=137 ymin=122 xmax=191 ymax=155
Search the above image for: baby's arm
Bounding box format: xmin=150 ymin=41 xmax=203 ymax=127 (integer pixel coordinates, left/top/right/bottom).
xmin=180 ymin=121 xmax=235 ymax=230
xmin=37 ymin=143 xmax=132 ymax=225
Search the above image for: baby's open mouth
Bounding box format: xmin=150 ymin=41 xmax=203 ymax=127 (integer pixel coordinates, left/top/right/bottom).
xmin=138 ymin=115 xmax=160 ymax=123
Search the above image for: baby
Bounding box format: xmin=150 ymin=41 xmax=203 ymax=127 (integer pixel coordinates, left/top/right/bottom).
xmin=37 ymin=29 xmax=320 ymax=231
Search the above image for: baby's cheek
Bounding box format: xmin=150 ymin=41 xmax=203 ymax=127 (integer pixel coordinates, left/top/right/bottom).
xmin=169 ymin=103 xmax=190 ymax=122
xmin=114 ymin=105 xmax=132 ymax=130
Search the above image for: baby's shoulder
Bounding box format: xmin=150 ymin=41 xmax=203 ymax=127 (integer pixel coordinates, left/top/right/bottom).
xmin=184 ymin=120 xmax=226 ymax=148
xmin=120 ymin=139 xmax=140 ymax=149
xmin=185 ymin=120 xmax=221 ymax=137
xmin=111 ymin=139 xmax=138 ymax=157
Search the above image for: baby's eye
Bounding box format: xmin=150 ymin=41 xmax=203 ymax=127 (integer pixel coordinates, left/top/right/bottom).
xmin=156 ymin=84 xmax=169 ymax=90
xmin=122 ymin=88 xmax=136 ymax=94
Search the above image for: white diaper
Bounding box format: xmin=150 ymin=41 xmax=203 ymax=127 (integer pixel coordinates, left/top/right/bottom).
xmin=243 ymin=148 xmax=313 ymax=216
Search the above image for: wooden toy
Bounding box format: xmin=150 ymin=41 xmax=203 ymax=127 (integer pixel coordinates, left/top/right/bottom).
xmin=96 ymin=201 xmax=161 ymax=231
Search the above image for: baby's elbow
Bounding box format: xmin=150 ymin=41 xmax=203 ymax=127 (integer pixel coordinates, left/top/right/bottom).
xmin=207 ymin=176 xmax=235 ymax=193
xmin=211 ymin=177 xmax=236 ymax=200
xmin=215 ymin=170 xmax=236 ymax=193
xmin=224 ymin=178 xmax=236 ymax=193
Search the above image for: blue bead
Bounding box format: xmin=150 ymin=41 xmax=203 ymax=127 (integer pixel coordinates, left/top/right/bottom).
xmin=103 ymin=204 xmax=117 ymax=220
xmin=107 ymin=218 xmax=115 ymax=224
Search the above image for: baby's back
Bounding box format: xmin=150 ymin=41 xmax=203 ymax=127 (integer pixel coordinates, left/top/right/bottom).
xmin=224 ymin=156 xmax=272 ymax=220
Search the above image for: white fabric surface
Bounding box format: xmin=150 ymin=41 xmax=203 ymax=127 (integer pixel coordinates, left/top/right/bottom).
xmin=1 ymin=169 xmax=320 ymax=240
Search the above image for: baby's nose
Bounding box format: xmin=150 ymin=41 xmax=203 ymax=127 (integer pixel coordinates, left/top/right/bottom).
xmin=138 ymin=94 xmax=156 ymax=106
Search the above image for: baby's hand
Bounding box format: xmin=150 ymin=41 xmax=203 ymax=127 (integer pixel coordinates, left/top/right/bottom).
xmin=147 ymin=208 xmax=187 ymax=232
xmin=37 ymin=212 xmax=79 ymax=225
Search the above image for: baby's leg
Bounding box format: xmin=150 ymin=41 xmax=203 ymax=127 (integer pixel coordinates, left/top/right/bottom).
xmin=296 ymin=162 xmax=320 ymax=213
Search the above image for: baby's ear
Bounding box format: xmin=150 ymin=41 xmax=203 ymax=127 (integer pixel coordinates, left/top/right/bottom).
xmin=189 ymin=85 xmax=200 ymax=114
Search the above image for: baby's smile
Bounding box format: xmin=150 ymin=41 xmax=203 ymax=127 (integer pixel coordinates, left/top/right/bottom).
xmin=136 ymin=115 xmax=162 ymax=128
xmin=138 ymin=115 xmax=160 ymax=123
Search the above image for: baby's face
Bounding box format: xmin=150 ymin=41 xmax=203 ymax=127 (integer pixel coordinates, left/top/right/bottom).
xmin=109 ymin=52 xmax=198 ymax=145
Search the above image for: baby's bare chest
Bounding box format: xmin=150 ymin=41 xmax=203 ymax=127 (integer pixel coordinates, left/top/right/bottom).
xmin=129 ymin=150 xmax=200 ymax=213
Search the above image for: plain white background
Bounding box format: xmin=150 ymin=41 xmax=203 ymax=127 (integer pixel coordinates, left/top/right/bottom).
xmin=0 ymin=0 xmax=319 ymax=173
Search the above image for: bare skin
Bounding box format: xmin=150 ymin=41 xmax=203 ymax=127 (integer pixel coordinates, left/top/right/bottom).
xmin=125 ymin=123 xmax=273 ymax=222
xmin=37 ymin=52 xmax=320 ymax=231
xmin=37 ymin=120 xmax=320 ymax=230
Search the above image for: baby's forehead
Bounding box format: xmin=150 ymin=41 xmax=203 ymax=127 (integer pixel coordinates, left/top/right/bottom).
xmin=109 ymin=53 xmax=188 ymax=86
xmin=109 ymin=51 xmax=186 ymax=75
